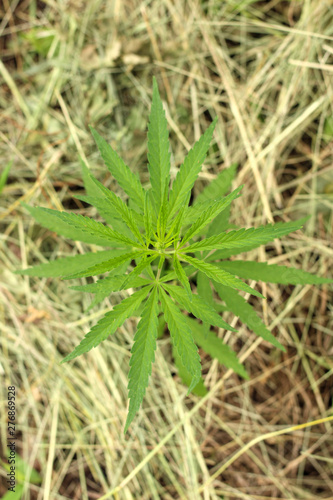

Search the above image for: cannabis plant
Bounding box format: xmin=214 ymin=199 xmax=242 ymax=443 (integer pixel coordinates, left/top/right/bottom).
xmin=17 ymin=78 xmax=331 ymax=432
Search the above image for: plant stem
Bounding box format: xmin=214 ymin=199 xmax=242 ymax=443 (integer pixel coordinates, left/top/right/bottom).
xmin=156 ymin=266 xmax=162 ymax=282
xmin=155 ymin=256 xmax=165 ymax=281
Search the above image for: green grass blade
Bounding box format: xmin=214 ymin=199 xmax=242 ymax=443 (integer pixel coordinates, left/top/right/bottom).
xmin=124 ymin=286 xmax=159 ymax=433
xmin=2 ymin=451 xmax=42 ymax=485
xmin=1 ymin=484 xmax=24 ymax=500
xmin=159 ymin=287 xmax=201 ymax=393
xmin=89 ymin=126 xmax=145 ymax=210
xmin=147 ymin=77 xmax=171 ymax=213
xmin=0 ymin=160 xmax=12 ymax=195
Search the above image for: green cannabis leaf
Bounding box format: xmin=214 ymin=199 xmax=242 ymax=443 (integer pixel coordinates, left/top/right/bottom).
xmin=124 ymin=286 xmax=159 ymax=433
xmin=17 ymin=77 xmax=332 ymax=433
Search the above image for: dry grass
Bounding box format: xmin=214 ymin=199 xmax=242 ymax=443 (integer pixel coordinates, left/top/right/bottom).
xmin=1 ymin=1 xmax=333 ymax=499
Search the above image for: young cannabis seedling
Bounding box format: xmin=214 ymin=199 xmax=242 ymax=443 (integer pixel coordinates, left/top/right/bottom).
xmin=17 ymin=78 xmax=332 ymax=433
